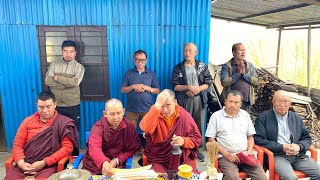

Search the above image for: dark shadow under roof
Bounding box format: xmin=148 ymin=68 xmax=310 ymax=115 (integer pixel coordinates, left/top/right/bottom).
xmin=211 ymin=0 xmax=320 ymax=28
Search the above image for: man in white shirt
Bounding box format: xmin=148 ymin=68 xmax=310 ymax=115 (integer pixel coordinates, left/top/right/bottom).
xmin=206 ymin=90 xmax=267 ymax=180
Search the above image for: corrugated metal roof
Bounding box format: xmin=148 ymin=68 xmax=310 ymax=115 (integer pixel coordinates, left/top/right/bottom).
xmin=0 ymin=0 xmax=211 ymax=149
xmin=211 ymin=0 xmax=320 ymax=28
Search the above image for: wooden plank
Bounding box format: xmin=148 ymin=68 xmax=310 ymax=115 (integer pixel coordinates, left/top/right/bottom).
xmin=286 ymin=92 xmax=312 ymax=104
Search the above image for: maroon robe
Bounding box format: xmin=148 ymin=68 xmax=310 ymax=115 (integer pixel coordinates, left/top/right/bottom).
xmin=82 ymin=117 xmax=140 ymax=175
xmin=4 ymin=114 xmax=79 ymax=180
xmin=144 ymin=107 xmax=201 ymax=172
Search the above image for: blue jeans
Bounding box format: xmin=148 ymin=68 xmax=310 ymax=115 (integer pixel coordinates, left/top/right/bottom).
xmin=275 ymin=154 xmax=320 ymax=180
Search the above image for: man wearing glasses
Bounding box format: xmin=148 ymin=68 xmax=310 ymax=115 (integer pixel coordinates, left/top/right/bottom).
xmin=170 ymin=42 xmax=213 ymax=162
xmin=121 ymin=49 xmax=160 ymax=129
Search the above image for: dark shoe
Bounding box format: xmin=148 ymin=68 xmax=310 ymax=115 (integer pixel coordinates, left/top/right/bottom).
xmin=197 ymin=152 xmax=205 ymax=162
xmin=138 ymin=157 xmax=143 ymax=166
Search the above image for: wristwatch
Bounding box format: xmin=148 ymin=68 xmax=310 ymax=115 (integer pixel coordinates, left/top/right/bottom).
xmin=150 ymin=88 xmax=154 ymax=93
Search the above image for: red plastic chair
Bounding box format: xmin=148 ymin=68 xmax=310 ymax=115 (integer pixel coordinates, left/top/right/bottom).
xmin=5 ymin=156 xmax=69 ymax=174
xmin=214 ymin=144 xmax=264 ymax=180
xmin=258 ymin=145 xmax=317 ymax=180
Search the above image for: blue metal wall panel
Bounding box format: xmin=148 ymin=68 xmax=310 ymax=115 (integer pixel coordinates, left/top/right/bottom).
xmin=0 ymin=25 xmax=42 ymax=149
xmin=0 ymin=0 xmax=211 ymax=149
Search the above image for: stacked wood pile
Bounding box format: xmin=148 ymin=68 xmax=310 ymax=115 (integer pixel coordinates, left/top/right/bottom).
xmin=251 ymin=68 xmax=320 ymax=148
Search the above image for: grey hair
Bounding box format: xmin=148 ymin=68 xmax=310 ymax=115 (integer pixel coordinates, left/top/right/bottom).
xmin=184 ymin=42 xmax=198 ymax=52
xmin=226 ymin=90 xmax=243 ymax=101
xmin=161 ymin=89 xmax=175 ymax=99
xmin=105 ymin=98 xmax=123 ymax=111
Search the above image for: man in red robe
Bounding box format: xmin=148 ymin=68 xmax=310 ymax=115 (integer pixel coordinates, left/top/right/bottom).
xmin=4 ymin=91 xmax=79 ymax=180
xmin=82 ymin=98 xmax=140 ymax=176
xmin=140 ymin=89 xmax=202 ymax=172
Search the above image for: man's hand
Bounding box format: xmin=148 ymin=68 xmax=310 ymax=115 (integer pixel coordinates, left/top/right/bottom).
xmin=246 ymin=149 xmax=253 ymax=155
xmin=132 ymin=84 xmax=145 ymax=93
xmin=171 ymin=134 xmax=184 ymax=147
xmin=223 ymin=152 xmax=240 ymax=163
xmin=186 ymin=91 xmax=195 ymax=97
xmin=53 ymin=75 xmax=58 ymax=81
xmin=142 ymin=85 xmax=152 ymax=92
xmin=283 ymin=144 xmax=291 ymax=153
xmin=189 ymin=86 xmax=200 ymax=95
xmin=17 ymin=159 xmax=34 ymax=172
xmin=30 ymin=160 xmax=46 ymax=172
xmin=154 ymin=91 xmax=169 ymax=110
xmin=237 ymin=61 xmax=245 ymax=75
xmin=286 ymin=144 xmax=300 ymax=156
xmin=102 ymin=161 xmax=115 ymax=176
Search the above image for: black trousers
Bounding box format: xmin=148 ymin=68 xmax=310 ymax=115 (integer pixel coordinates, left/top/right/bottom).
xmin=56 ymin=104 xmax=80 ymax=130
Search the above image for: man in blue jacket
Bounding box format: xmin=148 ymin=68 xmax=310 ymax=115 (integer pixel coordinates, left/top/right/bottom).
xmin=254 ymin=90 xmax=320 ymax=179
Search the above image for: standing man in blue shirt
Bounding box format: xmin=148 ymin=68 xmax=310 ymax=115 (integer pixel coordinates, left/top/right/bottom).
xmin=121 ymin=50 xmax=160 ymax=129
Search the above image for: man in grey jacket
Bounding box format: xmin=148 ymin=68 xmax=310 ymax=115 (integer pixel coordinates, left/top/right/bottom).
xmin=254 ymin=90 xmax=320 ymax=179
xmin=45 ymin=40 xmax=85 ymax=130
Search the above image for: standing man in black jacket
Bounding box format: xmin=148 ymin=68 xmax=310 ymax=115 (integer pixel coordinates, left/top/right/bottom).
xmin=254 ymin=90 xmax=320 ymax=179
xmin=170 ymin=42 xmax=213 ymax=162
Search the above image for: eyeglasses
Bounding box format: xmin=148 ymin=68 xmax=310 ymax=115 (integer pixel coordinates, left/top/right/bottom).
xmin=184 ymin=49 xmax=195 ymax=53
xmin=134 ymin=58 xmax=147 ymax=63
xmin=274 ymin=100 xmax=290 ymax=105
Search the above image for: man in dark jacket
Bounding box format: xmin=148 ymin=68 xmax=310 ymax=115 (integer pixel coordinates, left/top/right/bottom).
xmin=170 ymin=42 xmax=213 ymax=162
xmin=254 ymin=90 xmax=320 ymax=179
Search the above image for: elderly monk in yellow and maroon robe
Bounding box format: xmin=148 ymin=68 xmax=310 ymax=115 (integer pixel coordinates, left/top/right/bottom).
xmin=140 ymin=89 xmax=201 ymax=172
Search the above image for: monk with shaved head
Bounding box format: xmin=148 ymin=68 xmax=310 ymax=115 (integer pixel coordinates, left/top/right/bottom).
xmin=254 ymin=90 xmax=320 ymax=179
xmin=82 ymin=98 xmax=140 ymax=176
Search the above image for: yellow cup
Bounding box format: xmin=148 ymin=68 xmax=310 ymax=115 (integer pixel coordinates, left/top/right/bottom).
xmin=178 ymin=164 xmax=193 ymax=178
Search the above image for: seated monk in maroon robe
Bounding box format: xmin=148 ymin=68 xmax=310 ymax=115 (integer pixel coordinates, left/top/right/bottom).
xmin=140 ymin=89 xmax=202 ymax=172
xmin=82 ymin=98 xmax=140 ymax=176
xmin=4 ymin=91 xmax=79 ymax=180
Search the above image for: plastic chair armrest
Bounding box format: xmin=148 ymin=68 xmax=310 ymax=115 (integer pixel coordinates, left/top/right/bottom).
xmin=125 ymin=156 xmax=133 ymax=169
xmin=73 ymin=154 xmax=84 ymax=169
xmin=253 ymin=145 xmax=264 ymax=166
xmin=5 ymin=156 xmax=14 ymax=174
xmin=57 ymin=156 xmax=69 ymax=172
xmin=309 ymin=146 xmax=317 ymax=161
xmin=260 ymin=146 xmax=275 ymax=179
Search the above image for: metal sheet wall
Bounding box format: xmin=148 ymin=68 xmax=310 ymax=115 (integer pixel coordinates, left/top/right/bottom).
xmin=0 ymin=25 xmax=42 ymax=149
xmin=0 ymin=0 xmax=211 ymax=149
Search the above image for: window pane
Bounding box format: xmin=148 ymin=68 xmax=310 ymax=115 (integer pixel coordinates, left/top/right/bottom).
xmin=83 ymin=47 xmax=103 ymax=55
xmin=46 ymin=37 xmax=67 ymax=46
xmin=47 ymin=56 xmax=61 ymax=63
xmin=80 ymin=56 xmax=102 ymax=63
xmin=80 ymin=32 xmax=101 ymax=36
xmin=82 ymin=66 xmax=104 ymax=95
xmin=45 ymin=32 xmax=67 ymax=37
xmin=81 ymin=37 xmax=102 ymax=46
xmin=46 ymin=45 xmax=61 ymax=55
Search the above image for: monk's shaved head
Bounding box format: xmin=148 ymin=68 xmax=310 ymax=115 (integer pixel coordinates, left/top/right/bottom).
xmin=105 ymin=98 xmax=123 ymax=111
xmin=160 ymin=89 xmax=175 ymax=100
xmin=104 ymin=98 xmax=125 ymax=129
